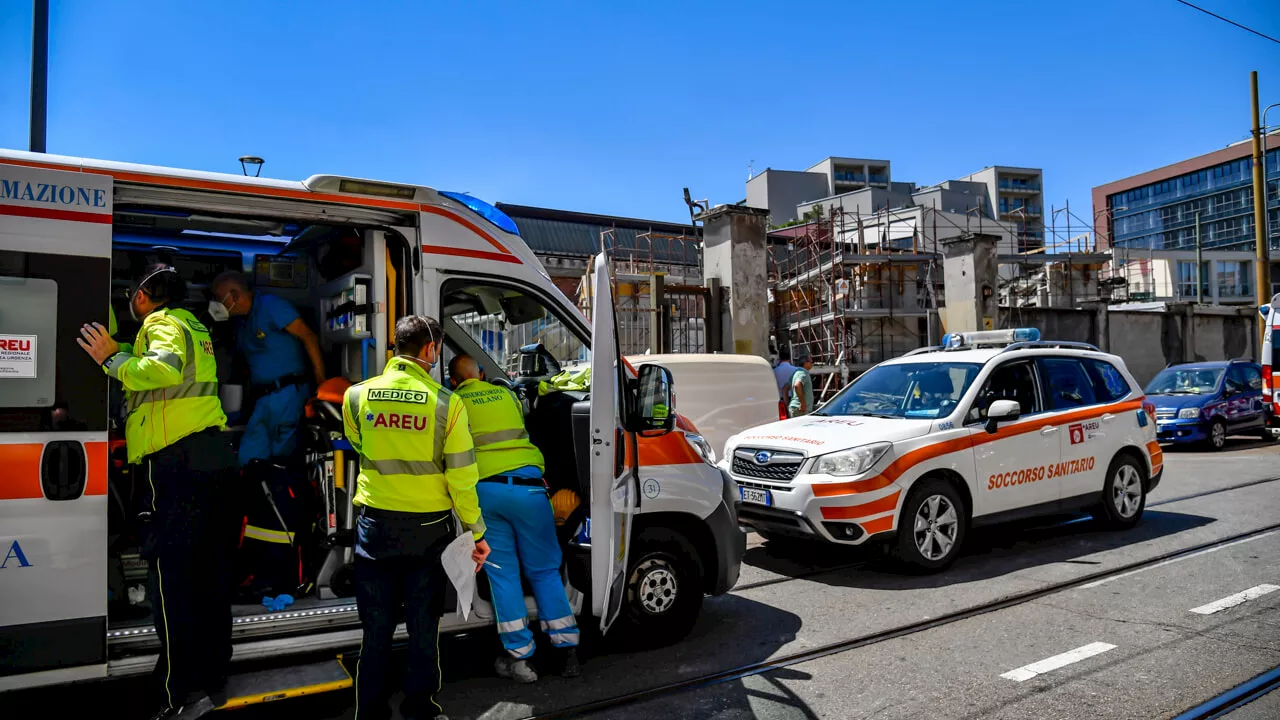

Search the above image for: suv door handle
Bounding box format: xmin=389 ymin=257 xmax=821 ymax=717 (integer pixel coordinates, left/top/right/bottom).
xmin=1040 ymin=426 xmax=1059 ymax=435
xmin=1101 ymin=413 xmax=1116 ymax=423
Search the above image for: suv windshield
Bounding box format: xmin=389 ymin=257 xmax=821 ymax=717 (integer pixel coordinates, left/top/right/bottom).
xmin=1145 ymin=367 xmax=1224 ymax=395
xmin=815 ymin=362 xmax=983 ymax=419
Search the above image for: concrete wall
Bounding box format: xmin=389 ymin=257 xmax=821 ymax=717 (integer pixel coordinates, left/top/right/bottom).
xmin=997 ymin=304 xmax=1259 ymax=386
xmin=747 ymin=169 xmax=829 ymax=225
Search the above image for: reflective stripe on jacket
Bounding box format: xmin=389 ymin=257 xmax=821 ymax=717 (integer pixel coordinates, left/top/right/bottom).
xmin=103 ymin=307 xmax=225 ymax=463
xmin=454 ymin=378 xmax=545 ymax=479
xmin=342 ymin=357 xmax=485 ymax=539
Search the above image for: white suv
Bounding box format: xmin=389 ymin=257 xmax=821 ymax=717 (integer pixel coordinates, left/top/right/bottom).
xmin=725 ymin=329 xmax=1161 ymax=571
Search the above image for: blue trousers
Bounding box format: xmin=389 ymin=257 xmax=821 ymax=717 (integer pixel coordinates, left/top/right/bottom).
xmin=353 ymin=509 xmax=452 ymax=720
xmin=476 ymin=480 xmax=579 ymax=659
xmin=239 ymin=384 xmax=308 ymax=465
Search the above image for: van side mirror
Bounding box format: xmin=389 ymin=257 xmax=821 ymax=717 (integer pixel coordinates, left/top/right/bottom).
xmin=634 ymin=364 xmax=676 ymax=434
xmin=985 ymin=399 xmax=1021 ymax=434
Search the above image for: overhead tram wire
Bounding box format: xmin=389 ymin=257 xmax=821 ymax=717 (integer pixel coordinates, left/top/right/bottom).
xmin=1173 ymin=0 xmax=1280 ymax=46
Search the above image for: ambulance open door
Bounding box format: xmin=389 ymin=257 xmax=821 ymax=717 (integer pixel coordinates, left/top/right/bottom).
xmin=0 ymin=163 xmax=113 ymax=687
xmin=588 ymin=252 xmax=636 ymax=634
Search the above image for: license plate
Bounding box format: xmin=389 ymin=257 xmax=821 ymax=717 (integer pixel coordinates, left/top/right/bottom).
xmin=740 ymin=486 xmax=772 ymax=506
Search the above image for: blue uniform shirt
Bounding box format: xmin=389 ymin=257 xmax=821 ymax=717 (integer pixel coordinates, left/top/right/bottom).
xmin=237 ymin=293 xmax=307 ymax=384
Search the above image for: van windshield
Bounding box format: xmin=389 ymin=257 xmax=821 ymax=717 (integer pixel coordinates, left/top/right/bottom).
xmin=1145 ymin=367 xmax=1224 ymax=395
xmin=814 ymin=362 xmax=983 ymax=419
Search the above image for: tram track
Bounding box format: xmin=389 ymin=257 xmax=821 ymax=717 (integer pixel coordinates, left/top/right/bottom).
xmin=528 ymin=520 xmax=1280 ymax=719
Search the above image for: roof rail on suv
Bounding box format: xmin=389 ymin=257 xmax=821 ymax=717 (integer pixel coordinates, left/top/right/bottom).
xmin=903 ymin=346 xmax=942 ymax=357
xmin=1000 ymin=340 xmax=1101 ymax=354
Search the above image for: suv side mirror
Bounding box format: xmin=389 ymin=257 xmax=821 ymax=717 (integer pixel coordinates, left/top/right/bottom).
xmin=985 ymin=399 xmax=1021 ymax=434
xmin=634 ymin=364 xmax=676 ymax=434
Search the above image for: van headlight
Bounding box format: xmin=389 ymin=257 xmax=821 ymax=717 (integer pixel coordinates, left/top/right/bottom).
xmin=1178 ymin=408 xmax=1200 ymax=419
xmin=684 ymin=433 xmax=717 ymax=464
xmin=810 ymin=442 xmax=891 ymax=477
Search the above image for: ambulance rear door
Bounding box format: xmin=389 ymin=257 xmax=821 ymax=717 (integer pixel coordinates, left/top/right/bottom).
xmin=587 ymin=252 xmax=636 ymax=633
xmin=0 ymin=162 xmax=113 ymax=688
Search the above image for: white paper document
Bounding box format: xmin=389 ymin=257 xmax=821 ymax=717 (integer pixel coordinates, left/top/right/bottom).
xmin=442 ymin=532 xmax=477 ymax=621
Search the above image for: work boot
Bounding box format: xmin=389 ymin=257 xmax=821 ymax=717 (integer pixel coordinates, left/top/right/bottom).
xmin=494 ymin=656 xmax=538 ymax=684
xmin=560 ymin=647 xmax=581 ymax=678
xmin=146 ymin=696 xmax=215 ymax=720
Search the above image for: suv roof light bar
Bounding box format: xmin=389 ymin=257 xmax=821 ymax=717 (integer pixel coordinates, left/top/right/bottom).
xmin=942 ymin=328 xmax=1040 ymax=350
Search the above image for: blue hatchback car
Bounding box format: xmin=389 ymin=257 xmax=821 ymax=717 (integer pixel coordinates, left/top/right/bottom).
xmin=1146 ymin=359 xmax=1272 ymax=450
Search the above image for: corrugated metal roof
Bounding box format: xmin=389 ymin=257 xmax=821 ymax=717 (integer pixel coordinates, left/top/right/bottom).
xmin=505 ymin=212 xmax=700 ymax=266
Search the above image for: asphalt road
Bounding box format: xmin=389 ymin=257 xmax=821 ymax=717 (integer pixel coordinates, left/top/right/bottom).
xmin=10 ymin=436 xmax=1280 ymax=720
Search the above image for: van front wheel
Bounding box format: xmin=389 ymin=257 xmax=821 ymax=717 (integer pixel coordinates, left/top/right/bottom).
xmin=615 ymin=527 xmax=702 ymax=648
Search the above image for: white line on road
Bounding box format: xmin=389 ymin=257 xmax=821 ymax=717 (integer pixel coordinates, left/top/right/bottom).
xmin=1189 ymin=584 xmax=1280 ymax=615
xmin=1001 ymin=642 xmax=1117 ymax=682
xmin=1079 ymin=532 xmax=1278 ymax=589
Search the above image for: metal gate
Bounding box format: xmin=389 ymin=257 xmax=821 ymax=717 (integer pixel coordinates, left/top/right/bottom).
xmin=581 ymin=229 xmax=709 ymax=356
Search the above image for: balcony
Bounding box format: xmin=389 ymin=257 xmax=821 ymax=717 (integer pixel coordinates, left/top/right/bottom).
xmin=999 ymin=179 xmax=1041 ymax=193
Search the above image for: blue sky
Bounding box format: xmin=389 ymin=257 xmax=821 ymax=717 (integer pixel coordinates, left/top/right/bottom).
xmin=1 ymin=0 xmax=1278 ymax=238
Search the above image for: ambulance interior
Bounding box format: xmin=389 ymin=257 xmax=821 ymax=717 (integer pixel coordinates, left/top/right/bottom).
xmin=103 ymin=201 xmax=593 ymax=654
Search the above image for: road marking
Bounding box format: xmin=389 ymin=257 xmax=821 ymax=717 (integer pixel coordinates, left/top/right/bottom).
xmin=1001 ymin=642 xmax=1117 ymax=682
xmin=1080 ymin=532 xmax=1278 ymax=589
xmin=1189 ymin=584 xmax=1280 ymax=615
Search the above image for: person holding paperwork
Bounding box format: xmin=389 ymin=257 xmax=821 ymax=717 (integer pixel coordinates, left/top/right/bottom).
xmin=341 ymin=315 xmax=489 ymax=720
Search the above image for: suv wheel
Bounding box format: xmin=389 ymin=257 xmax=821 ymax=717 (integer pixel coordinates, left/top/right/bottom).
xmin=895 ymin=478 xmax=966 ymax=572
xmin=1093 ymin=454 xmax=1147 ymax=529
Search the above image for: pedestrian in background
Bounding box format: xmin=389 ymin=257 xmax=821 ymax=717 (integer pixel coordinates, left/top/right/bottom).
xmin=773 ymin=344 xmax=799 ymax=413
xmin=788 ymin=348 xmax=815 ymax=417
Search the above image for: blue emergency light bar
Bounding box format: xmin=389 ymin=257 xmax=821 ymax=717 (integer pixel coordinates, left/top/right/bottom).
xmin=943 ymin=328 xmax=1040 ymax=349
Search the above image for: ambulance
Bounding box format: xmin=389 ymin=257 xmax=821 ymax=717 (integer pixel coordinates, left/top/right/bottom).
xmin=726 ymin=329 xmax=1162 ymax=570
xmin=0 ymin=150 xmax=745 ymax=698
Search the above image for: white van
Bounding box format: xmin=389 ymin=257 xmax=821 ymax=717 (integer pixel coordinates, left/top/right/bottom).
xmin=626 ymin=353 xmax=782 ymax=462
xmin=0 ymin=151 xmax=745 ymax=700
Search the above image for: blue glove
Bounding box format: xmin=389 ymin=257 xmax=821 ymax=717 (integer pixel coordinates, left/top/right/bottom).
xmin=274 ymin=594 xmax=295 ymax=611
xmin=262 ymin=595 xmax=275 ymax=610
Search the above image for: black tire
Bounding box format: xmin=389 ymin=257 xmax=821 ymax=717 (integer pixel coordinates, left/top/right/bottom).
xmin=1206 ymin=419 xmax=1228 ymax=451
xmin=894 ymin=478 xmax=967 ymax=573
xmin=1092 ymin=454 xmax=1147 ymax=529
xmin=1259 ymin=426 xmax=1277 ymax=442
xmin=612 ymin=527 xmax=702 ymax=648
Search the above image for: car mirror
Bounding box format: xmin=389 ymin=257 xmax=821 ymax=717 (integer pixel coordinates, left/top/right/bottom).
xmin=633 ymin=364 xmax=676 ymax=435
xmin=985 ymin=399 xmax=1021 ymax=434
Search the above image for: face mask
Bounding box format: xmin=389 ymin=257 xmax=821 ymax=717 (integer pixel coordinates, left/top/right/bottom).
xmin=208 ymin=298 xmax=230 ymax=322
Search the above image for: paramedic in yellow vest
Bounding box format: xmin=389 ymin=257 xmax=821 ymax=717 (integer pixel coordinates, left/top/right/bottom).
xmin=78 ymin=264 xmax=238 ymax=720
xmin=448 ymin=354 xmax=581 ymax=684
xmin=343 ymin=316 xmax=490 ymax=720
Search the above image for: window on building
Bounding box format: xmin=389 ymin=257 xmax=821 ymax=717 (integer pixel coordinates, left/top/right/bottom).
xmin=1177 ymin=261 xmax=1209 ymax=299
xmin=1216 ymin=260 xmax=1252 ymax=297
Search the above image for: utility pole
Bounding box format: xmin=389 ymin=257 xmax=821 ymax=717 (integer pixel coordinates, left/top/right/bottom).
xmin=1195 ymin=210 xmax=1203 ymax=304
xmin=1251 ymin=71 xmax=1269 ymax=340
xmin=29 ymin=0 xmax=49 ymax=152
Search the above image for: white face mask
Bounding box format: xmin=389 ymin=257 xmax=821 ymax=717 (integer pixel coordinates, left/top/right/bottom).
xmin=208 ymin=299 xmax=230 ymax=322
